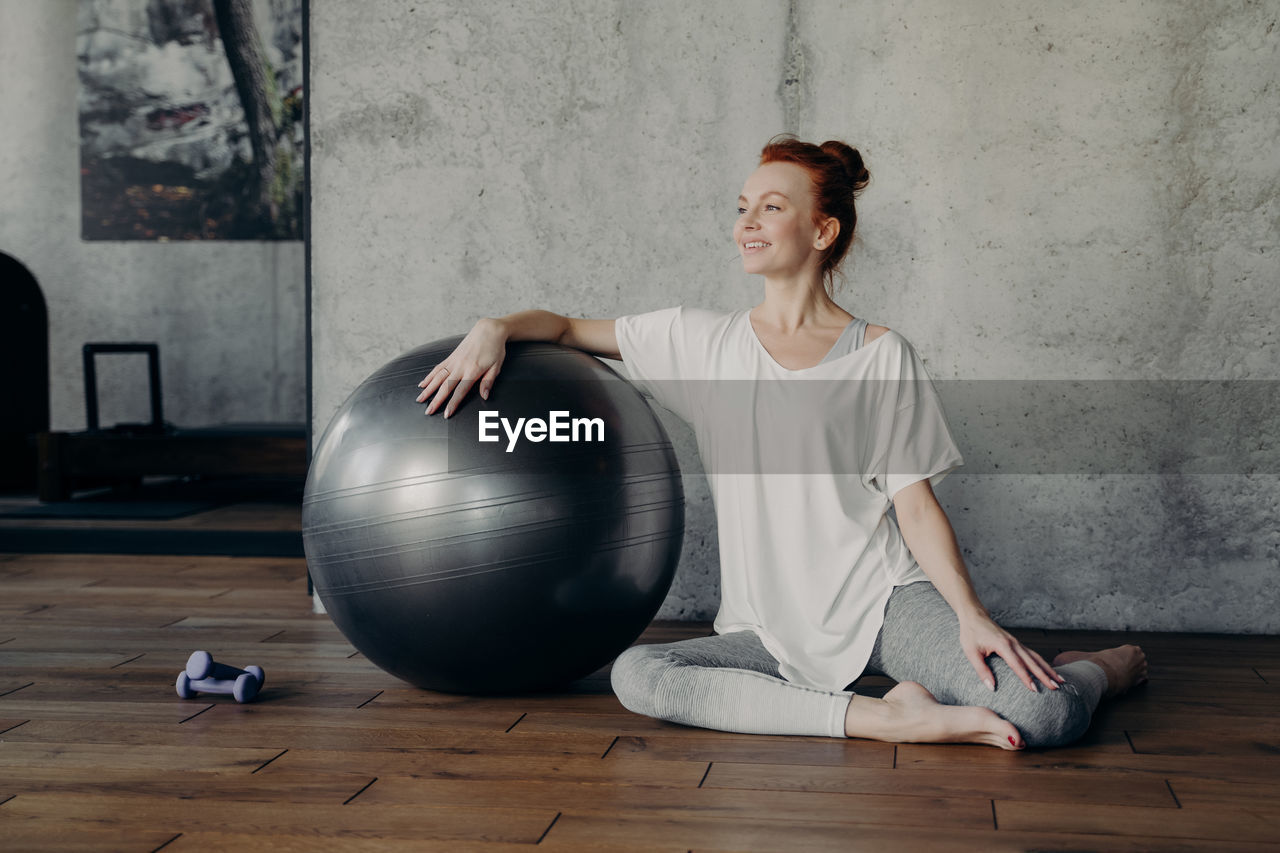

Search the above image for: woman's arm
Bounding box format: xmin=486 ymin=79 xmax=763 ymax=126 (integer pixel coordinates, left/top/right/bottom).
xmin=416 ymin=311 xmax=619 ymax=418
xmin=892 ymin=479 xmax=1063 ymax=693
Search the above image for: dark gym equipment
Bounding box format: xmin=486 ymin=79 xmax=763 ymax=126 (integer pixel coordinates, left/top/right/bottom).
xmin=302 ymin=337 xmax=684 ymax=694
xmin=82 ymin=343 xmax=165 ymax=433
xmin=37 ymin=342 xmax=306 ymax=501
xmin=0 ymin=253 xmax=48 ymax=492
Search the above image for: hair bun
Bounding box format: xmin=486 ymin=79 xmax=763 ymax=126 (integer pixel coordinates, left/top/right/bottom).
xmin=820 ymin=141 xmax=869 ymax=194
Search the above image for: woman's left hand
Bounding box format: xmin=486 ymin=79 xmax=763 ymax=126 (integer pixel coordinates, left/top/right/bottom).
xmin=958 ymin=613 xmax=1064 ymax=693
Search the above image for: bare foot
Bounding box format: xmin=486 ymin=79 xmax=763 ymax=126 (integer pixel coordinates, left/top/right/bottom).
xmin=845 ymin=681 xmax=1024 ymax=750
xmin=1053 ymin=645 xmax=1148 ymax=699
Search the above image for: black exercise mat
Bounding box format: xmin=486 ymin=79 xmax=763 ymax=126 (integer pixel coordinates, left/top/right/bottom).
xmin=0 ymin=500 xmax=217 ymax=520
xmin=0 ymin=528 xmax=304 ymax=556
xmin=0 ymin=476 xmax=302 ymax=521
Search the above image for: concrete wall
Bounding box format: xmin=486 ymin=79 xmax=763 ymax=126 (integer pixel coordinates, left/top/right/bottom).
xmin=310 ymin=0 xmax=1278 ymax=631
xmin=0 ymin=0 xmax=305 ymax=433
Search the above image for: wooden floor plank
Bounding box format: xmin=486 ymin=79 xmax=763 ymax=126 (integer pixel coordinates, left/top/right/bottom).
xmin=0 ymin=699 xmax=209 ymax=724
xmin=551 ymin=812 xmax=1280 ymax=852
xmin=994 ymin=799 xmax=1277 ymax=844
xmin=1128 ymin=727 xmax=1280 ymax=756
xmin=1 ymin=584 xmax=249 ymax=604
xmin=1 ymin=792 xmax=557 ymax=843
xmin=1169 ymin=776 xmax=1280 ymax=810
xmin=693 ymin=834 xmax=1280 ymax=853
xmin=0 ymin=823 xmax=180 ymax=853
xmin=164 ymin=834 xmax=559 ymax=853
xmin=356 ymin=776 xmax=993 ymax=830
xmin=1134 ymin=664 xmax=1276 ymax=684
xmin=0 ymin=718 xmax=28 ymax=735
xmin=366 ymin=688 xmax=631 ymax=715
xmin=513 ymin=708 xmax=781 ymax=739
xmin=704 ymin=761 xmax=1178 ymax=808
xmin=0 ymin=650 xmax=158 ymax=669
xmin=606 ymin=733 xmax=895 ymax=768
xmin=0 ymin=652 xmax=380 ymax=680
xmin=900 ymin=738 xmax=1280 ymax=783
xmin=4 ymin=768 xmax=370 ymax=802
xmin=3 ymin=717 xmax=614 ymax=756
xmin=0 ymin=676 xmax=391 ymax=713
xmin=1091 ymin=710 xmax=1280 ymax=738
xmin=0 ymin=741 xmax=281 ymax=774
xmin=260 ymin=748 xmax=711 ymax=787
xmin=1037 ymin=629 xmax=1280 ymax=654
xmin=1116 ymin=672 xmax=1275 ymax=698
xmin=187 ymin=702 xmax=525 ymax=730
xmin=0 ymin=639 xmax=362 ymax=671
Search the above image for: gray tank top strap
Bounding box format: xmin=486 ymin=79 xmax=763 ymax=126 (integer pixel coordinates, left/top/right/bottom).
xmin=817 ymin=317 xmax=869 ymax=365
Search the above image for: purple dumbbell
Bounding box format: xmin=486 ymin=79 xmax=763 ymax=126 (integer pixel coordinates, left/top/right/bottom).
xmin=175 ymin=650 xmax=265 ymax=703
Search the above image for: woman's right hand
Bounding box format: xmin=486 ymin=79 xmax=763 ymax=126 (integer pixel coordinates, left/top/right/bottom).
xmin=416 ymin=318 xmax=508 ymax=418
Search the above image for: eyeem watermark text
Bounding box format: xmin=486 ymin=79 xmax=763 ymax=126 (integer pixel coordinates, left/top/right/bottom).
xmin=478 ymin=410 xmax=605 ymax=452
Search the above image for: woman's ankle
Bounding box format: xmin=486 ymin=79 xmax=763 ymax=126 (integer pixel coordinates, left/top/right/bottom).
xmin=843 ymin=694 xmax=892 ymax=739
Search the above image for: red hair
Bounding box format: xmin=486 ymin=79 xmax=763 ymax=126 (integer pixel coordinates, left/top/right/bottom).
xmin=759 ymin=135 xmax=870 ymax=292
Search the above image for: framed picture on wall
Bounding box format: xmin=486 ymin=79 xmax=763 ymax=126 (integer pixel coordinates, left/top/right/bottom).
xmin=78 ymin=0 xmax=304 ymax=240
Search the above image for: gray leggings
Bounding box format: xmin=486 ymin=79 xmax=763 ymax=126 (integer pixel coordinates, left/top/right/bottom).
xmin=611 ymin=581 xmax=1108 ymax=747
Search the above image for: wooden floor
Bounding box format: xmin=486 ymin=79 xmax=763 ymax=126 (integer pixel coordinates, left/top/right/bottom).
xmin=1 ymin=551 xmax=1278 ymax=852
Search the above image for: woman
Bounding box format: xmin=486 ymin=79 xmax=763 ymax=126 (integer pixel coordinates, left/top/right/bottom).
xmin=416 ymin=136 xmax=1146 ymax=749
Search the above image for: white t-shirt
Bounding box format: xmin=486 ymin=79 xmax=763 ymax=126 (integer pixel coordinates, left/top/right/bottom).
xmin=614 ymin=307 xmax=963 ymax=690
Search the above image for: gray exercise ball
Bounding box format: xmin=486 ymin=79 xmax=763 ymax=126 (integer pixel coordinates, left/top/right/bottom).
xmin=302 ymin=336 xmax=684 ymax=694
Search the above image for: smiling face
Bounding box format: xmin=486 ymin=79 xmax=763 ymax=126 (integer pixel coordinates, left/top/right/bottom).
xmin=734 ymin=161 xmax=835 ymax=281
